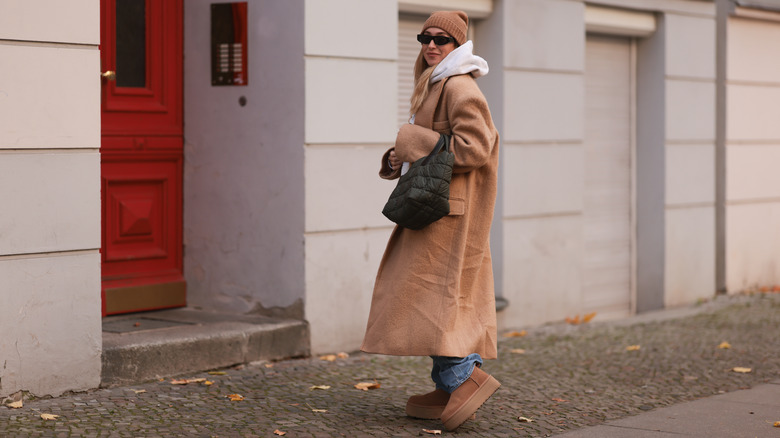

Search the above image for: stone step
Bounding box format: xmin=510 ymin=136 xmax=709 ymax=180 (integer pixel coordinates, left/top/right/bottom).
xmin=101 ymin=308 xmax=310 ymax=387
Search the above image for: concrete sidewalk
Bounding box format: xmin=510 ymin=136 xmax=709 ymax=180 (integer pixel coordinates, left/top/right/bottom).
xmin=559 ymin=381 xmax=780 ymax=437
xmin=2 ymin=293 xmax=779 ymax=437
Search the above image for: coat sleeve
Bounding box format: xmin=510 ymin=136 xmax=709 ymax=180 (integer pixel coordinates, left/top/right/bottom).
xmin=394 ymin=77 xmax=497 ymax=174
xmin=379 ymin=147 xmax=401 ymax=180
xmin=445 ymin=81 xmax=497 ymax=174
xmin=394 ymin=124 xmax=441 ymax=164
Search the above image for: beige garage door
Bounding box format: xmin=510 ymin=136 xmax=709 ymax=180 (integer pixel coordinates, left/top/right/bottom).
xmin=583 ymin=34 xmax=633 ymax=318
xmin=398 ymin=15 xmax=426 ymax=127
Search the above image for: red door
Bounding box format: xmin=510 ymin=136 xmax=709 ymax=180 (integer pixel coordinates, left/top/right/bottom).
xmin=100 ymin=0 xmax=185 ymax=315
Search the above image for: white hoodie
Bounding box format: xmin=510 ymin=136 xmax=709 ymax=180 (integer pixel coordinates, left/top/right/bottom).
xmin=402 ymin=41 xmax=489 ymax=175
xmin=431 ymin=40 xmax=489 ymax=84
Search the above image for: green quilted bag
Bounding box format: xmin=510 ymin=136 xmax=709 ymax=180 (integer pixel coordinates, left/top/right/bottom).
xmin=382 ymin=133 xmax=454 ymax=230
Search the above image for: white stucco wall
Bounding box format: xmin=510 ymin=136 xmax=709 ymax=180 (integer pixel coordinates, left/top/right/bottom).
xmin=0 ymin=0 xmax=101 ymax=397
xmin=183 ymin=0 xmax=306 ymax=316
xmin=497 ymin=0 xmax=588 ymax=329
xmin=662 ymin=11 xmax=717 ymax=307
xmin=725 ymin=13 xmax=780 ymax=291
xmin=303 ymin=0 xmax=398 ymax=354
xmin=495 ymin=0 xmax=717 ymax=328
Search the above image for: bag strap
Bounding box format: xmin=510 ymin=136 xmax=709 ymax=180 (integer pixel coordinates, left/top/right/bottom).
xmin=422 ymin=134 xmax=451 ymax=165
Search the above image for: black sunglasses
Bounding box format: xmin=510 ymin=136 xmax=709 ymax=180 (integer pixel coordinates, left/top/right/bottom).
xmin=417 ymin=34 xmax=456 ymax=46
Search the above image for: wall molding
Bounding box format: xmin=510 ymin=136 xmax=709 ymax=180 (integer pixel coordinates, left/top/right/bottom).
xmin=585 ymin=4 xmax=657 ymax=36
xmin=398 ymin=0 xmax=492 ymax=18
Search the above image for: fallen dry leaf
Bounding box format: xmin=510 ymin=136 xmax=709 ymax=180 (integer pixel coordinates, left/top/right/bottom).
xmin=732 ymin=367 xmax=752 ymax=373
xmin=518 ymin=416 xmax=534 ymax=422
xmin=264 ymin=363 xmax=274 ymax=368
xmin=171 ymin=378 xmax=206 ymax=385
xmin=503 ymin=330 xmax=527 ymax=338
xmin=354 ymin=381 xmax=381 ymax=391
xmin=626 ymin=345 xmax=641 ymax=351
xmin=40 ymin=414 xmax=59 ymax=420
xmin=552 ymin=398 xmax=568 ymax=403
xmin=718 ymin=341 xmax=731 ymax=349
xmin=565 ymin=315 xmax=581 ymax=325
xmin=131 ymin=389 xmax=146 ymax=394
xmin=583 ymin=312 xmax=597 ymax=323
xmin=422 ymin=429 xmax=442 ymax=435
xmin=274 ymin=430 xmax=286 ymax=436
xmin=310 ymin=385 xmax=331 ymax=390
xmin=204 ymin=381 xmax=214 ymax=386
xmin=208 ymin=371 xmax=227 ymax=376
xmin=319 ymin=352 xmax=349 ymax=361
xmin=226 ymin=394 xmax=244 ymax=401
xmin=7 ymin=400 xmax=23 ymax=409
xmin=306 ymin=403 xmax=327 ymax=413
xmin=774 ymin=421 xmax=780 ymax=427
xmin=510 ymin=348 xmax=526 ymax=354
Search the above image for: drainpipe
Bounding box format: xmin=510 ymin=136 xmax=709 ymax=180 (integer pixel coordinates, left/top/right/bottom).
xmin=715 ymin=0 xmax=731 ymax=295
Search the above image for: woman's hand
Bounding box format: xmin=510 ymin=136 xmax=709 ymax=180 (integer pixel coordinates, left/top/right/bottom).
xmin=388 ymin=149 xmax=402 ymax=170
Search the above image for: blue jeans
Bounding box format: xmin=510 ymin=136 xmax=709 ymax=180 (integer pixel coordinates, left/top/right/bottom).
xmin=430 ymin=353 xmax=482 ymax=393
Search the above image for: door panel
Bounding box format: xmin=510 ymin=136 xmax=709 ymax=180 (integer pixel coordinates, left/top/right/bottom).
xmin=100 ymin=0 xmax=185 ymax=316
xmin=583 ymin=35 xmax=633 ymax=319
xmin=102 ymin=0 xmax=183 ymax=138
xmin=101 ymin=155 xmax=182 ymax=268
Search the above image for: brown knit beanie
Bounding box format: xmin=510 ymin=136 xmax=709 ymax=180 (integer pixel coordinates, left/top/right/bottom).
xmin=421 ymin=10 xmax=468 ymax=46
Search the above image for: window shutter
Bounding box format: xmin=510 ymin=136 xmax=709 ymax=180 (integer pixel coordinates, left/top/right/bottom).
xmin=398 ymin=15 xmax=426 ymax=127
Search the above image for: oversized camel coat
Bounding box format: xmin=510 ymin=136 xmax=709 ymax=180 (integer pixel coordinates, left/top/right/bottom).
xmin=361 ymin=73 xmax=499 ymax=359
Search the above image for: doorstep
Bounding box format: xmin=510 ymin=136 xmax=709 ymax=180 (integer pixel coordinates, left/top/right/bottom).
xmin=100 ymin=307 xmax=310 ymax=387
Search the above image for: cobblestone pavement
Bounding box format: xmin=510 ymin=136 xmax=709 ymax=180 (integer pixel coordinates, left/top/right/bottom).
xmin=2 ymin=293 xmax=780 ymax=437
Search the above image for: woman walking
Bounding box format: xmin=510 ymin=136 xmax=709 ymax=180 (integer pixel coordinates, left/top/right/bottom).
xmin=361 ymin=10 xmax=501 ymax=431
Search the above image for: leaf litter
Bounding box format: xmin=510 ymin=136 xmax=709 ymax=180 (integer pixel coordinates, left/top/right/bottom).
xmin=354 ymin=381 xmax=381 ymax=391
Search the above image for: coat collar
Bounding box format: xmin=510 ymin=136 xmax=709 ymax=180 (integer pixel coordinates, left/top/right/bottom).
xmin=414 ymin=77 xmax=450 ymax=129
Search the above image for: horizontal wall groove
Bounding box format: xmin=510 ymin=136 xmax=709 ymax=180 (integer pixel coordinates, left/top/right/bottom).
xmin=304 ymin=54 xmax=396 ymax=63
xmin=666 ymin=75 xmax=716 ymax=83
xmin=305 ymin=226 xmax=393 ymax=236
xmin=504 ymin=140 xmax=583 ymax=146
xmin=0 ymin=248 xmax=99 ymax=261
xmin=666 ymin=139 xmax=715 ymax=146
xmin=666 ymin=202 xmax=715 ymax=210
xmin=726 ymin=79 xmax=780 ymax=88
xmin=726 ymin=140 xmax=780 ymax=145
xmin=0 ymin=39 xmax=98 ymax=49
xmin=505 ymin=66 xmax=583 ymax=76
xmin=305 ymin=143 xmax=391 ymax=148
xmin=504 ymin=211 xmax=582 ymax=221
xmin=727 ymin=197 xmax=780 ymax=206
xmin=0 ymin=148 xmax=100 ymax=154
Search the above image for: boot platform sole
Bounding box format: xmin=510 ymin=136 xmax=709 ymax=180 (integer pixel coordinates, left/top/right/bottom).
xmin=405 ymin=404 xmax=476 ymax=421
xmin=441 ymin=376 xmax=500 ymax=431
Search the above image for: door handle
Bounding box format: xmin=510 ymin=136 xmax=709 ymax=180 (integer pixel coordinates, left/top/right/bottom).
xmin=101 ymin=70 xmax=116 ymax=81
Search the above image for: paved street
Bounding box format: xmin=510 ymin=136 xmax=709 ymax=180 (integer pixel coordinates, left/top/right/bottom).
xmin=2 ymin=293 xmax=779 ymax=437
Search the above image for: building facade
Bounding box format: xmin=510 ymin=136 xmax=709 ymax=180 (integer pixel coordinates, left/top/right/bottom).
xmin=2 ymin=0 xmax=779 ymax=398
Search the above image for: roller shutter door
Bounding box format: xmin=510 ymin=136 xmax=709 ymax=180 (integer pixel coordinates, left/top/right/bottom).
xmin=398 ymin=15 xmax=426 ymax=127
xmin=583 ymin=34 xmax=633 ymax=318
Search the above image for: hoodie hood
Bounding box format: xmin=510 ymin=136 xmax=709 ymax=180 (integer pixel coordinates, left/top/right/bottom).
xmin=430 ymin=41 xmax=489 ymax=84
